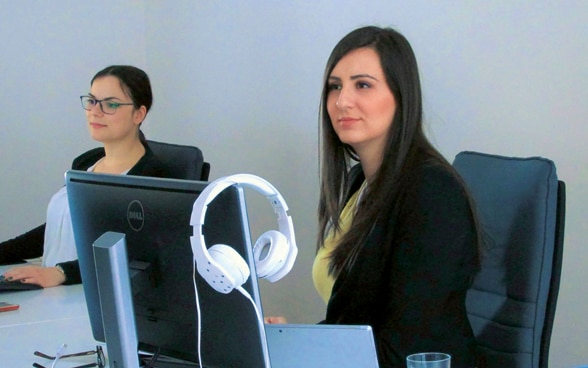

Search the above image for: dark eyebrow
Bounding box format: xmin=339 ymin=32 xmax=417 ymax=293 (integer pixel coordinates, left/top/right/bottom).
xmin=351 ymin=74 xmax=379 ymax=81
xmin=328 ymin=74 xmax=379 ymax=82
xmin=87 ymin=93 xmax=123 ymax=101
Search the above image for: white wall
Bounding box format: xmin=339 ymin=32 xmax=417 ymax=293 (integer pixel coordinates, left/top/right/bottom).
xmin=0 ymin=1 xmax=148 ymax=235
xmin=1 ymin=1 xmax=586 ymax=366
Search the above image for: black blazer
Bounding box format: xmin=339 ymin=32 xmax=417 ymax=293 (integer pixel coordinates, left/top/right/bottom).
xmin=323 ymin=163 xmax=478 ymax=368
xmin=0 ymin=143 xmax=170 ymax=284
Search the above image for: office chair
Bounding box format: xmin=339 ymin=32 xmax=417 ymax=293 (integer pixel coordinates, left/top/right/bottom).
xmin=452 ymin=151 xmax=565 ymax=368
xmin=147 ymin=140 xmax=210 ymax=181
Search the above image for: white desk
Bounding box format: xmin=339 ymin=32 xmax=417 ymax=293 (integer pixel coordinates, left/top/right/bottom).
xmin=0 ymin=265 xmax=103 ymax=367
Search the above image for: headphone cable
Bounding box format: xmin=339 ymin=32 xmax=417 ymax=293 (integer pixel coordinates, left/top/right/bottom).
xmin=192 ymin=259 xmax=204 ymax=368
xmin=236 ymin=286 xmax=271 ymax=368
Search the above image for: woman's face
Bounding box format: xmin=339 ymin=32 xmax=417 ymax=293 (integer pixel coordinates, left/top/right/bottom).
xmin=85 ymin=76 xmax=145 ymax=144
xmin=326 ymin=47 xmax=396 ymax=161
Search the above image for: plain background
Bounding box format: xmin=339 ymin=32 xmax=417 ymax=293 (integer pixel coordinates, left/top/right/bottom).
xmin=1 ymin=1 xmax=586 ymax=366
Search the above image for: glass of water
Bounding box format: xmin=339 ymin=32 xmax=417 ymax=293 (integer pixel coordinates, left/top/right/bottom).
xmin=406 ymin=352 xmax=451 ymax=368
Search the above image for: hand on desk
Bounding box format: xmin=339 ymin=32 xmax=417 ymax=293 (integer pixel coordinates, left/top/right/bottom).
xmin=3 ymin=265 xmax=65 ymax=288
xmin=264 ymin=316 xmax=288 ymax=324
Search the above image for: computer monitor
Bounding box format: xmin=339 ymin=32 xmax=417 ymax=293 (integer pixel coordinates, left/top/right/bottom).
xmin=66 ymin=170 xmax=269 ymax=367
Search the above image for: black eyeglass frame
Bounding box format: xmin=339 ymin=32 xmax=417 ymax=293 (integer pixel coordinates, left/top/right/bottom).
xmin=33 ymin=345 xmax=104 ymax=368
xmin=80 ymin=95 xmax=135 ymax=115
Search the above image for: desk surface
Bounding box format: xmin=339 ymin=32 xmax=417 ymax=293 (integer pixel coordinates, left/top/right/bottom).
xmin=0 ymin=265 xmax=102 ymax=367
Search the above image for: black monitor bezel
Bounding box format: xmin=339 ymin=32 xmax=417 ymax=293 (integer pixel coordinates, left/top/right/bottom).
xmin=66 ymin=170 xmax=268 ymax=366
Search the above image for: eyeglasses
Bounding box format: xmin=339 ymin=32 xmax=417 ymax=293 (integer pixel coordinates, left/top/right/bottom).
xmin=33 ymin=344 xmax=104 ymax=368
xmin=80 ymin=95 xmax=134 ymax=115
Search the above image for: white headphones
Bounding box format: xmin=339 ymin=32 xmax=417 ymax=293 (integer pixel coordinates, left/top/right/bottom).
xmin=190 ymin=174 xmax=297 ymax=294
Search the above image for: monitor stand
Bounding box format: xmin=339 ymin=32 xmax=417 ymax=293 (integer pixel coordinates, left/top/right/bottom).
xmin=93 ymin=231 xmax=141 ymax=368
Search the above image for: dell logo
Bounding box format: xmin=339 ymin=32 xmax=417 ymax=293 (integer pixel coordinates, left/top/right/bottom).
xmin=128 ymin=211 xmax=143 ymax=220
xmin=127 ymin=200 xmax=145 ymax=232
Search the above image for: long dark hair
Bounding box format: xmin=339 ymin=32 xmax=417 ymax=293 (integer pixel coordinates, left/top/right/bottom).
xmin=317 ymin=26 xmax=476 ymax=275
xmin=91 ymin=65 xmax=152 ymax=142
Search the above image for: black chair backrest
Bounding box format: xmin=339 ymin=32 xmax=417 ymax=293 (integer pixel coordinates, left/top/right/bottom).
xmin=147 ymin=140 xmax=210 ymax=181
xmin=453 ymin=151 xmax=565 ymax=368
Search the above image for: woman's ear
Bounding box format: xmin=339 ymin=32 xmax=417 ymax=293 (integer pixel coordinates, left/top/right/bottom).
xmin=133 ymin=105 xmax=147 ymax=126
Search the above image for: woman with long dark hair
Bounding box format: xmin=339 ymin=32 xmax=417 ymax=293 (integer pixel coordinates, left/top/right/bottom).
xmin=315 ymin=26 xmax=480 ymax=367
xmin=268 ymin=26 xmax=480 ymax=367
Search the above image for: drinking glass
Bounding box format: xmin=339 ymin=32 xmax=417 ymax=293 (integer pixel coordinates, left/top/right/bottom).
xmin=406 ymin=352 xmax=451 ymax=368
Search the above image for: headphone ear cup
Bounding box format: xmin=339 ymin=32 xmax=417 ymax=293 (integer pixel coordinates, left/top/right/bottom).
xmin=208 ymin=244 xmax=250 ymax=288
xmin=253 ymin=230 xmax=289 ymax=279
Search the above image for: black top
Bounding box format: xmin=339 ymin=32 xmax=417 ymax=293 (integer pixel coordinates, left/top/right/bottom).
xmin=0 ymin=143 xmax=170 ymax=285
xmin=323 ymin=162 xmax=478 ymax=368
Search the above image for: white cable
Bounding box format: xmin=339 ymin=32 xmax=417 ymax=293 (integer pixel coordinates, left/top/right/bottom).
xmin=51 ymin=343 xmax=67 ymax=368
xmin=191 ymin=274 xmax=270 ymax=367
xmin=192 ymin=259 xmax=204 ymax=368
xmin=236 ymin=286 xmax=271 ymax=368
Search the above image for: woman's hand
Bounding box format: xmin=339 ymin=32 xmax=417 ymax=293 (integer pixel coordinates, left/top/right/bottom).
xmin=2 ymin=265 xmax=66 ymax=288
xmin=264 ymin=316 xmax=288 ymax=324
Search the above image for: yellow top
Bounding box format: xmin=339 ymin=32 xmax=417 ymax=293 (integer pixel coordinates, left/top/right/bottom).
xmin=312 ymin=182 xmax=365 ymax=304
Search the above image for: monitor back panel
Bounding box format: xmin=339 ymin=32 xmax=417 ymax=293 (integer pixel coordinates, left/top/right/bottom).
xmin=265 ymin=324 xmax=379 ymax=368
xmin=67 ymin=171 xmax=268 ymax=367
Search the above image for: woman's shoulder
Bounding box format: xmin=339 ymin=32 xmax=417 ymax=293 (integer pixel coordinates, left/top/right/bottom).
xmin=403 ymin=158 xmax=468 ymax=201
xmin=71 ymin=147 xmax=105 ymax=170
xmin=128 ymin=145 xmax=172 ymax=178
xmin=417 ymin=160 xmax=462 ymax=185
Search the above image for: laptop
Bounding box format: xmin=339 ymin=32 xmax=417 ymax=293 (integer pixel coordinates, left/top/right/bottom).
xmin=265 ymin=324 xmax=379 ymax=368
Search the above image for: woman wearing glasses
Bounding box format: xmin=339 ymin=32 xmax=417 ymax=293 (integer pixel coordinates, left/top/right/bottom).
xmin=0 ymin=65 xmax=170 ymax=287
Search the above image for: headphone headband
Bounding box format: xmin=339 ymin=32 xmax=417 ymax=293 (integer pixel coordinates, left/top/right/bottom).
xmin=190 ymin=174 xmax=297 ymax=293
xmin=190 ymin=174 xmax=289 ymax=227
